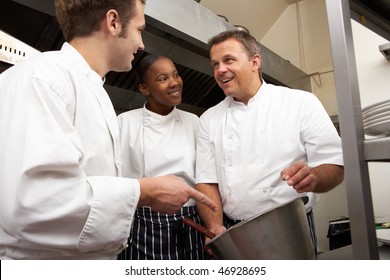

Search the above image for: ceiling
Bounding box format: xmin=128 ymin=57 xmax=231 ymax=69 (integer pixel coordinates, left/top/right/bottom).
xmin=200 ymin=0 xmax=293 ymax=41
xmin=1 ymin=0 xmax=389 ymax=115
xmin=200 ymin=0 xmax=390 ymax=42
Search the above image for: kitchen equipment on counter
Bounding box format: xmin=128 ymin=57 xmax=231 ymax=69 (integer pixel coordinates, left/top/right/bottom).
xmin=376 ymin=228 xmax=390 ymax=246
xmin=327 ymin=218 xmax=351 ymax=250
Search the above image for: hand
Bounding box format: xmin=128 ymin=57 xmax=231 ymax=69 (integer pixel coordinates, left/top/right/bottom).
xmin=280 ymin=161 xmax=316 ymax=193
xmin=138 ymin=175 xmax=218 ymax=214
xmin=204 ymin=224 xmax=226 ymax=257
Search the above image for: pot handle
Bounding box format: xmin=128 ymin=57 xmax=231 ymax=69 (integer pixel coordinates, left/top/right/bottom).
xmin=182 ymin=218 xmax=216 ymax=239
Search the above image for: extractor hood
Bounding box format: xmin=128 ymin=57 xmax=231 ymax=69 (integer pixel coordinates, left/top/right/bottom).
xmin=0 ymin=30 xmax=40 ymax=65
xmin=350 ymin=0 xmax=390 ymax=41
xmin=1 ymin=0 xmax=311 ymax=114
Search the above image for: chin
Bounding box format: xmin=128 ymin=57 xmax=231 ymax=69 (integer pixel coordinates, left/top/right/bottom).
xmin=126 ymin=64 xmax=134 ymax=71
xmin=223 ymin=89 xmax=234 ymax=97
xmin=172 ymin=99 xmax=182 ymax=106
xmin=116 ymin=64 xmax=133 ymax=73
xmin=219 ymin=84 xmax=231 ymax=94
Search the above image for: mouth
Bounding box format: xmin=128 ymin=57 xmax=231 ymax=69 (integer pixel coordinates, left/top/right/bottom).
xmin=129 ymin=51 xmax=137 ymax=62
xmin=220 ymin=76 xmax=234 ymax=84
xmin=130 ymin=50 xmax=138 ymax=59
xmin=167 ymin=89 xmax=181 ymax=97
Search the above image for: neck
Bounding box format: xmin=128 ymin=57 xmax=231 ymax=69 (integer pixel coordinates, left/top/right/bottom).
xmin=234 ymin=78 xmax=263 ymax=105
xmin=146 ymin=102 xmax=174 ymax=116
xmin=69 ymin=36 xmax=109 ymax=78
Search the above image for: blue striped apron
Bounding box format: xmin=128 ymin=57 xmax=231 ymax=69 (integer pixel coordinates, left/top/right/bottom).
xmin=118 ymin=205 xmax=209 ymax=260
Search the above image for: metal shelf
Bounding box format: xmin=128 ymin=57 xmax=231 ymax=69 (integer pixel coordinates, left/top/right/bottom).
xmin=326 ymin=0 xmax=380 ymax=259
xmin=364 ymin=137 xmax=390 ymax=162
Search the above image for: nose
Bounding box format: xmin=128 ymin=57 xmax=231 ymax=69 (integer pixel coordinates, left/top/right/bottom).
xmin=138 ymin=37 xmax=145 ymax=51
xmin=215 ymin=63 xmax=227 ymax=75
xmin=214 ymin=63 xmax=227 ymax=73
xmin=169 ymin=76 xmax=182 ymax=87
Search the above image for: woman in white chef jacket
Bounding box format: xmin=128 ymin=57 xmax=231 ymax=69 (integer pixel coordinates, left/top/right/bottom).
xmin=117 ymin=54 xmax=207 ymax=260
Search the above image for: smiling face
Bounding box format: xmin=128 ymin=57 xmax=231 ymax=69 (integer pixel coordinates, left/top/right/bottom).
xmin=112 ymin=0 xmax=145 ymax=72
xmin=139 ymin=57 xmax=183 ymax=115
xmin=210 ymin=38 xmax=261 ymax=104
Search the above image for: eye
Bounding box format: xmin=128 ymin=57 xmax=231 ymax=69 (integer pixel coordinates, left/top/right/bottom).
xmin=156 ymin=75 xmax=168 ymax=82
xmin=225 ymin=57 xmax=234 ymax=63
xmin=211 ymin=62 xmax=219 ymax=70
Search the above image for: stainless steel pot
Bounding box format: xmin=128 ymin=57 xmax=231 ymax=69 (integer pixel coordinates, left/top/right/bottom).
xmin=206 ymin=196 xmax=314 ymax=260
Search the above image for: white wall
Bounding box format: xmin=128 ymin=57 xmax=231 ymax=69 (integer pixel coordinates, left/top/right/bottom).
xmin=261 ymin=0 xmax=339 ymax=116
xmin=351 ymin=20 xmax=390 ymax=224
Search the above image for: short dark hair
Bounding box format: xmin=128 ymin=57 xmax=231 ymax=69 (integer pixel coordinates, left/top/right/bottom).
xmin=208 ymin=29 xmax=262 ymax=79
xmin=136 ymin=54 xmax=166 ymax=85
xmin=55 ymin=0 xmax=146 ymax=42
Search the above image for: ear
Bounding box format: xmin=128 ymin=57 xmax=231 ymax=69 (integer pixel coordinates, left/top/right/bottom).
xmin=138 ymin=84 xmax=150 ymax=96
xmin=105 ymin=9 xmax=121 ymax=36
xmin=252 ymin=54 xmax=261 ymax=72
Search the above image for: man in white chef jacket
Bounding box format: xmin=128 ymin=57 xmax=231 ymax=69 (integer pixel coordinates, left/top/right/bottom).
xmin=195 ymin=30 xmax=344 ymax=255
xmin=0 ymin=0 xmax=216 ymax=260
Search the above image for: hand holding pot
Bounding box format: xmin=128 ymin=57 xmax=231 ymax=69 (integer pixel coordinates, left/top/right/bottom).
xmin=182 ymin=218 xmax=226 ymax=257
xmin=207 ymin=224 xmax=226 ymax=240
xmin=204 ymin=224 xmax=226 ymax=257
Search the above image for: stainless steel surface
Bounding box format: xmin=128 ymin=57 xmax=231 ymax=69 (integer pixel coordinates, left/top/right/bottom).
xmin=350 ymin=0 xmax=390 ymax=41
xmin=260 ymin=44 xmax=312 ymax=92
xmin=12 ymin=0 xmax=54 ymax=15
xmin=326 ymin=0 xmax=379 ymax=259
xmin=2 ymin=0 xmax=312 ymax=114
xmin=0 ymin=30 xmax=40 ymax=64
xmin=206 ymin=197 xmax=314 ymax=260
xmin=364 ymin=137 xmax=390 ymax=162
xmin=12 ymin=0 xmax=390 ymax=42
xmin=144 ymin=0 xmax=312 ymax=92
xmin=316 ymin=244 xmax=390 ymax=260
xmin=379 ymin=42 xmax=390 ymax=61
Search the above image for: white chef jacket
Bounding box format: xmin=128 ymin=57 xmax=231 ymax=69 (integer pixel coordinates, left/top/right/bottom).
xmin=196 ymin=81 xmax=343 ymax=220
xmin=0 ymin=43 xmax=140 ymax=259
xmin=118 ymin=105 xmax=199 ymax=206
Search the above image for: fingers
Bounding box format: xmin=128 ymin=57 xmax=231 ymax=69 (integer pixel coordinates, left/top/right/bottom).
xmin=281 ymin=161 xmax=316 ymax=193
xmin=291 ymin=174 xmax=316 ymax=193
xmin=204 ymin=225 xmax=226 ymax=257
xmin=139 ymin=176 xmax=218 ymax=214
xmin=188 ymin=187 xmax=218 ymax=211
xmin=203 ymin=244 xmax=216 ymax=257
xmin=281 ymin=161 xmax=305 ymax=181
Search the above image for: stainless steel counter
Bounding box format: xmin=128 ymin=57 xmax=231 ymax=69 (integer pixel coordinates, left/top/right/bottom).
xmin=316 ymin=245 xmax=390 ymax=260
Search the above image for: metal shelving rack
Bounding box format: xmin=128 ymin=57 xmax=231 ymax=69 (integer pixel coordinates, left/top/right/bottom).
xmin=325 ymin=0 xmax=384 ymax=259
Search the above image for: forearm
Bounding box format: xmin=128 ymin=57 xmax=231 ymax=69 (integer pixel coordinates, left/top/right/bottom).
xmin=195 ymin=183 xmax=223 ymax=229
xmin=311 ymin=164 xmax=344 ymax=193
